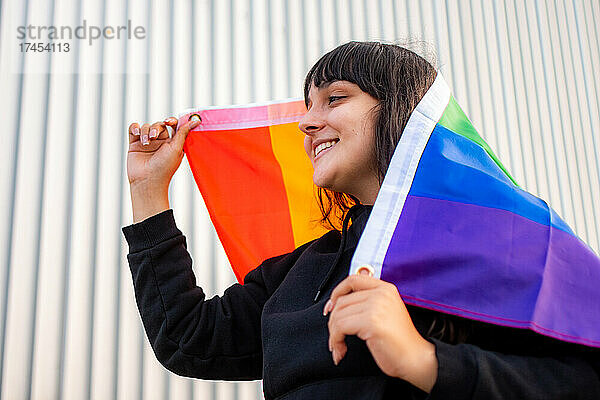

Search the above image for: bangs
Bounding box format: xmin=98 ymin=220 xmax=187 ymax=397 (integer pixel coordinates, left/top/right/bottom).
xmin=303 ymin=42 xmax=386 ymax=107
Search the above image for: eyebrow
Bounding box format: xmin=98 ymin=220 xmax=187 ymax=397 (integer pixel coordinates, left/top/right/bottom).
xmin=306 ymin=81 xmax=347 ymax=106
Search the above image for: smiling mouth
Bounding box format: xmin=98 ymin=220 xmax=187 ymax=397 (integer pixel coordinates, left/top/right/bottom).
xmin=314 ymin=140 xmax=339 ymax=158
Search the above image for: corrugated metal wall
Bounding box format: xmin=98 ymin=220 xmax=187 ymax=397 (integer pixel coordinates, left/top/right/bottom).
xmin=0 ymin=0 xmax=598 ymax=399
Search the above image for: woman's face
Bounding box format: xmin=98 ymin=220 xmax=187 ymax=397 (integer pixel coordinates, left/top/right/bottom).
xmin=300 ymin=80 xmax=381 ymax=204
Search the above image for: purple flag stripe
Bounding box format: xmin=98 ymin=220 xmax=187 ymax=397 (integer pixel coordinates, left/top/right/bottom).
xmin=381 ymin=195 xmax=600 ymax=347
xmin=400 ymin=295 xmax=600 ymax=347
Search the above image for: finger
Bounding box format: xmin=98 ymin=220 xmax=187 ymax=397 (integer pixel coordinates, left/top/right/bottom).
xmin=149 ymin=121 xmax=167 ymax=140
xmin=163 ymin=116 xmax=178 ymax=129
xmin=129 ymin=122 xmax=140 ymax=136
xmin=128 ymin=122 xmax=141 ymax=144
xmin=173 ymin=119 xmax=200 ymax=150
xmin=328 ymin=302 xmax=370 ymax=346
xmin=326 ymin=275 xmax=381 ymax=313
xmin=328 ymin=290 xmax=373 ymax=314
xmin=140 ymin=123 xmax=150 ymax=146
xmin=328 ymin=310 xmax=370 ymax=365
xmin=162 ymin=117 xmax=178 ymax=138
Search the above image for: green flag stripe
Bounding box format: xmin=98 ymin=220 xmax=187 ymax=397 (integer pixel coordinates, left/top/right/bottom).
xmin=437 ymin=96 xmax=519 ymax=186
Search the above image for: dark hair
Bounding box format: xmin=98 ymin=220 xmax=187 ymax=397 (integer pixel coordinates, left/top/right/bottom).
xmin=303 ymin=41 xmax=437 ymax=230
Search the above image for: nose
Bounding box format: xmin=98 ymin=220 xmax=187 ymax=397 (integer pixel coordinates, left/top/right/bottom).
xmin=299 ymin=108 xmax=325 ymax=135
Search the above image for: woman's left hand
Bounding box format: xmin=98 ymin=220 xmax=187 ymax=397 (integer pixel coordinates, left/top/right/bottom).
xmin=324 ymin=273 xmax=438 ymax=393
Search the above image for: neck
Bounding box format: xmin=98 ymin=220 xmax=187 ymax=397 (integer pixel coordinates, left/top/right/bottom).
xmin=353 ymin=181 xmax=380 ymax=205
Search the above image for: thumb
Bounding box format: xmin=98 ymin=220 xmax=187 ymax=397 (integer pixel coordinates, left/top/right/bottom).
xmin=173 ymin=119 xmax=200 ymax=150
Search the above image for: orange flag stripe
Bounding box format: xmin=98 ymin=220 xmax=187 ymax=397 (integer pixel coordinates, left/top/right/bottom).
xmin=269 ymin=123 xmax=328 ymax=248
xmin=180 ymin=100 xmax=327 ymax=282
xmin=184 ymin=126 xmax=295 ymax=281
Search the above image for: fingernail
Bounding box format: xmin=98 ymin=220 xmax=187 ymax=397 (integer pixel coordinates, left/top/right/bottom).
xmin=133 ymin=127 xmax=140 ymax=136
xmin=149 ymin=128 xmax=157 ymax=138
xmin=189 ymin=120 xmax=200 ymax=129
xmin=332 ymin=349 xmax=339 ymax=365
xmin=323 ymin=299 xmax=333 ymax=316
xmin=141 ymin=134 xmax=149 ymax=145
xmin=328 ymin=341 xmax=332 ymax=352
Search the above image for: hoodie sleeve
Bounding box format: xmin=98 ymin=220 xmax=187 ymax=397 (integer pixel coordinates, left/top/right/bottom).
xmin=122 ymin=209 xmax=305 ymax=380
xmin=427 ymin=339 xmax=600 ymax=399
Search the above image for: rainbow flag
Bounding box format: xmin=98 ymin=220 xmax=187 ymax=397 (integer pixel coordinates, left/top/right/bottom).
xmin=180 ymin=74 xmax=600 ymax=347
xmin=350 ymin=74 xmax=600 ymax=348
xmin=178 ymin=101 xmax=328 ymax=282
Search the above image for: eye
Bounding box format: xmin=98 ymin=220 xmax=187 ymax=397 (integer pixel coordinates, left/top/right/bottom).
xmin=328 ymin=95 xmax=346 ymax=105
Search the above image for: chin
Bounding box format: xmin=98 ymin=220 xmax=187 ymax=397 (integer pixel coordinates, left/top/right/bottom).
xmin=312 ymin=173 xmax=336 ymax=191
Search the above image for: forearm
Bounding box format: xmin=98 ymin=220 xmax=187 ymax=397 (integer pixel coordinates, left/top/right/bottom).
xmin=122 ymin=210 xmax=265 ymax=379
xmin=428 ymin=339 xmax=600 ymax=399
xmin=129 ymin=181 xmax=170 ymax=223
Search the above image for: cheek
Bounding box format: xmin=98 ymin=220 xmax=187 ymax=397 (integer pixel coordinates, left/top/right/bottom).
xmin=303 ymin=135 xmax=312 ymax=159
xmin=354 ymin=119 xmax=377 ymax=165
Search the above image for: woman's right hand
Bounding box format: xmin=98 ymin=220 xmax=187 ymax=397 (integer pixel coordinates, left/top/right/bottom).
xmin=126 ymin=117 xmax=201 ymax=223
xmin=127 ymin=117 xmax=200 ymax=189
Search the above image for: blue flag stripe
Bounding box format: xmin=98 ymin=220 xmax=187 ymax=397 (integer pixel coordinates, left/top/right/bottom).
xmin=409 ymin=124 xmax=574 ymax=235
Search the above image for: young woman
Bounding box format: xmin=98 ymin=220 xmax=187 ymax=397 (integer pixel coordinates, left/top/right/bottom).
xmin=123 ymin=41 xmax=599 ymax=399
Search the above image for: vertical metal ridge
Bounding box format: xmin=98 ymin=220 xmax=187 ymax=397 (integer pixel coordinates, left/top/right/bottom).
xmin=520 ymin=0 xmax=557 ymax=202
xmin=230 ymin=1 xmax=240 ymax=399
xmin=230 ymin=0 xmax=235 ymax=103
xmin=169 ymin=0 xmax=175 ymax=115
xmin=333 ymin=0 xmax=340 ymax=46
xmin=466 ymin=0 xmax=500 ymax=152
xmin=570 ymin=0 xmax=600 ymax=210
xmin=529 ymin=0 xmax=578 ymax=235
xmin=318 ymin=0 xmax=325 ymax=52
xmin=482 ymin=0 xmax=518 ymax=179
xmin=139 ymin=2 xmax=154 ymax=399
xmin=376 ymin=0 xmax=384 ymax=40
xmin=362 ymin=0 xmax=369 ymax=40
xmin=416 ymin=0 xmax=427 ymax=43
xmin=164 ymin=1 xmax=175 ymax=399
xmin=266 ymin=0 xmax=273 ymax=100
xmin=56 ymin=0 xmax=84 ymax=397
xmin=208 ymin=1 xmax=217 ymax=398
xmin=348 ymin=0 xmax=355 ymax=40
xmin=456 ymin=0 xmax=480 ymax=135
xmin=249 ymin=0 xmax=256 ymax=101
xmin=390 ymin=0 xmax=398 ymax=41
xmin=26 ymin=0 xmax=56 ymax=397
xmin=444 ymin=1 xmax=461 ymax=113
xmin=405 ymin=0 xmax=413 ymax=38
xmin=114 ymin=0 xmax=131 ymax=396
xmin=472 ymin=0 xmax=502 ymax=157
xmin=333 ymin=0 xmax=342 ymax=48
xmin=546 ymin=0 xmax=589 ymax=232
xmin=508 ymin=0 xmax=544 ymax=195
xmin=497 ymin=0 xmax=537 ymax=191
xmin=85 ymin=0 xmax=108 ymax=398
xmin=431 ymin=0 xmax=443 ymax=70
xmin=284 ymin=0 xmax=292 ymax=97
xmin=539 ymin=0 xmax=592 ymax=242
xmin=0 ymin=0 xmax=31 ymax=396
xmin=580 ymin=1 xmax=600 ymax=115
xmin=188 ymin=2 xmax=197 ymax=399
xmin=300 ymin=0 xmax=308 ymax=72
xmin=589 ymin=0 xmax=600 ymax=65
xmin=0 ymin=0 xmax=5 ymax=56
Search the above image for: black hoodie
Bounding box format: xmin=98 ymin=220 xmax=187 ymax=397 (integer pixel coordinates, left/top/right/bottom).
xmin=123 ymin=205 xmax=600 ymax=400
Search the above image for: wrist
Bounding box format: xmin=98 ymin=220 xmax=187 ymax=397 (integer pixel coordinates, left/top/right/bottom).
xmin=129 ymin=181 xmax=170 ymax=223
xmin=400 ymin=339 xmax=438 ymax=393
